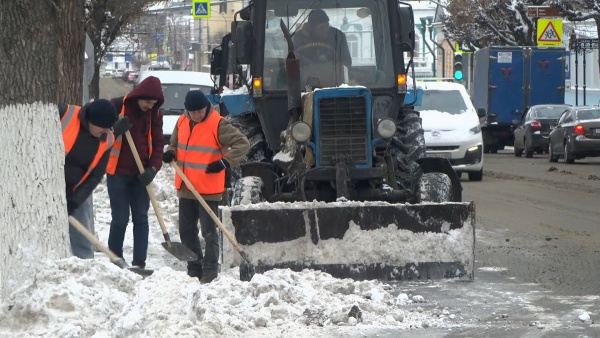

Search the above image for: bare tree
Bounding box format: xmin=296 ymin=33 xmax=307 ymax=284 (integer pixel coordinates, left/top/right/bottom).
xmin=0 ymin=0 xmax=84 ymax=298
xmin=548 ymin=0 xmax=600 ymax=78
xmin=442 ymin=0 xmax=549 ymax=49
xmin=85 ymin=0 xmax=166 ymax=100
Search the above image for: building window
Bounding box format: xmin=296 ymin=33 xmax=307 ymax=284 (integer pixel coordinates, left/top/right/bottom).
xmin=347 ymin=35 xmax=358 ymax=58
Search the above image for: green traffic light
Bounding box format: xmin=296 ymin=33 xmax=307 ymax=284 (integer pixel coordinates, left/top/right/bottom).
xmin=454 ymin=70 xmax=463 ymax=80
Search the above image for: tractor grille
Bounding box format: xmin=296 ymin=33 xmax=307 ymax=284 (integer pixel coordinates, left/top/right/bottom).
xmin=317 ymin=96 xmax=368 ymax=165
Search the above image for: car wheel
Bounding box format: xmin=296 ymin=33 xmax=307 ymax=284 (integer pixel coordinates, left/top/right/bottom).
xmin=548 ymin=143 xmax=559 ymax=162
xmin=468 ymin=169 xmax=483 ymax=182
xmin=564 ymin=142 xmax=575 ymax=164
xmin=524 ymin=138 xmax=534 ymax=158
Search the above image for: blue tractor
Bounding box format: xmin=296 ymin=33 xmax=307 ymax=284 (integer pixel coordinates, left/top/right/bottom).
xmin=209 ymin=0 xmax=475 ymax=281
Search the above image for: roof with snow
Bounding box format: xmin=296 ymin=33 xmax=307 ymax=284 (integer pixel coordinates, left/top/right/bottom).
xmin=138 ymin=70 xmax=213 ymax=86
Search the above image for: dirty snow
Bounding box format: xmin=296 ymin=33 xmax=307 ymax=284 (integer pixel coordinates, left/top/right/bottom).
xmin=0 ymin=158 xmax=597 ymax=336
xmin=0 ymin=163 xmax=466 ymax=337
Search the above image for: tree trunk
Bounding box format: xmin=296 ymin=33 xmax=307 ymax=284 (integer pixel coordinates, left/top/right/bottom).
xmin=91 ymin=62 xmax=101 ymax=100
xmin=0 ymin=0 xmax=84 ymax=299
xmin=596 ymin=17 xmax=600 ymax=81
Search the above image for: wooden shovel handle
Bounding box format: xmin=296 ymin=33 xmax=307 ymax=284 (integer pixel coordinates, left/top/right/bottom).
xmin=171 ymin=162 xmax=245 ymax=254
xmin=68 ymin=215 xmax=121 ymax=262
xmin=123 ymin=130 xmax=172 ymax=247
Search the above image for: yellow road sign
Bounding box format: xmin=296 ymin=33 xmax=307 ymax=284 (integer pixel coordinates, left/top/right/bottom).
xmin=536 ymin=18 xmax=562 ymax=46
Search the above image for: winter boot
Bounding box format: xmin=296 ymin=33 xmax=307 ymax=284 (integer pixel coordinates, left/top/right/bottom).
xmin=200 ymin=268 xmax=218 ymax=284
xmin=188 ymin=266 xmax=203 ymax=282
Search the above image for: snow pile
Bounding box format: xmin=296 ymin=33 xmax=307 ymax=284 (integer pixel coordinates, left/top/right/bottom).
xmin=0 ymin=259 xmax=454 ymax=337
xmin=221 ymin=85 xmax=249 ymax=96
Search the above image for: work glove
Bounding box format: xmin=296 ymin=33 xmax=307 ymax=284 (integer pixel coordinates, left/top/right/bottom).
xmin=206 ymin=159 xmax=229 ymax=173
xmin=162 ymin=150 xmax=175 ymax=163
xmin=112 ymin=116 xmax=132 ymax=137
xmin=138 ymin=166 xmax=156 ymax=186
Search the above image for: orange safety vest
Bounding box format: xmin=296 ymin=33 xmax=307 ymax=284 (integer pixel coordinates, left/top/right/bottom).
xmin=105 ymin=96 xmax=153 ymax=174
xmin=61 ymin=104 xmax=115 ymax=191
xmin=174 ymin=111 xmax=228 ymax=194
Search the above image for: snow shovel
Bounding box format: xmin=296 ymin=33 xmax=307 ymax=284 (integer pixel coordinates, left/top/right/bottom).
xmin=68 ymin=215 xmax=153 ymax=277
xmin=122 ymin=130 xmax=198 ymax=262
xmin=171 ymin=162 xmax=255 ymax=282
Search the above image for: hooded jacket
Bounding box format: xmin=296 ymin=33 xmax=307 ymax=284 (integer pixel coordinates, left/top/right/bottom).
xmin=109 ymin=76 xmax=165 ymax=176
xmin=59 ymin=103 xmax=111 ymax=205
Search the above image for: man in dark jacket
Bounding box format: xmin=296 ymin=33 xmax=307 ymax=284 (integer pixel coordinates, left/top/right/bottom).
xmin=106 ymin=75 xmax=165 ymax=269
xmin=60 ymin=99 xmax=130 ymax=259
xmin=292 ymin=9 xmax=352 ymax=87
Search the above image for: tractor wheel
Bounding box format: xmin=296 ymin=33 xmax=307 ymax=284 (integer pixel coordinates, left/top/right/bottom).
xmin=231 ymin=176 xmax=265 ymax=206
xmin=392 ymin=110 xmax=426 ymax=191
xmin=225 ymin=114 xmax=268 ymax=186
xmin=418 ymin=172 xmax=452 ymax=203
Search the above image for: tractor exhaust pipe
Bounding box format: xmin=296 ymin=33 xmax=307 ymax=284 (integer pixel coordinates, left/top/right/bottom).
xmin=280 ymin=19 xmax=302 ymax=122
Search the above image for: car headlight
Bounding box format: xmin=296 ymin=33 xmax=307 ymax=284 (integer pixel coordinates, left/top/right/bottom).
xmin=469 ymin=125 xmax=481 ymax=134
xmin=291 ymin=121 xmax=311 ymax=142
xmin=377 ymin=118 xmax=396 ymax=139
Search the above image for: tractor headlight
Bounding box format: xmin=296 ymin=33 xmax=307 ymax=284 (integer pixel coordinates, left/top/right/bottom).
xmin=377 ymin=118 xmax=396 ymax=139
xmin=291 ymin=121 xmax=311 ymax=142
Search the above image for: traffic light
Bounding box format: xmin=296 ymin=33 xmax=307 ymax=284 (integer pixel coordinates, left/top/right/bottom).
xmin=453 ymin=53 xmax=464 ymax=80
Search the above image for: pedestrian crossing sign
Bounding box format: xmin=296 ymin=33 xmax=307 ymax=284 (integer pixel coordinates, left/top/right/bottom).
xmin=192 ymin=0 xmax=210 ymax=18
xmin=536 ymin=18 xmax=562 ymax=46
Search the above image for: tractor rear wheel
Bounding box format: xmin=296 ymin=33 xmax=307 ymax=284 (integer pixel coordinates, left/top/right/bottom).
xmin=225 ymin=114 xmax=268 ymax=186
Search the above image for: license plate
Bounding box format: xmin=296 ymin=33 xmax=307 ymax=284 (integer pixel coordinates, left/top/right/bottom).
xmin=428 ymin=153 xmax=450 ymax=159
xmin=595 ymin=129 xmax=600 ymax=135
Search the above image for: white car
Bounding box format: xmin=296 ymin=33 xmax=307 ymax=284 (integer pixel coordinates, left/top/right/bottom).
xmin=417 ymin=81 xmax=484 ymax=181
xmin=137 ymin=70 xmax=214 ymax=144
xmin=112 ymin=69 xmax=124 ymax=79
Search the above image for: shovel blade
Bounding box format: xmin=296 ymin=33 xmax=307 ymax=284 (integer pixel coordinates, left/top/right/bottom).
xmin=128 ymin=267 xmax=154 ymax=278
xmin=161 ymin=241 xmax=198 ymax=261
xmin=239 ymin=258 xmax=255 ymax=282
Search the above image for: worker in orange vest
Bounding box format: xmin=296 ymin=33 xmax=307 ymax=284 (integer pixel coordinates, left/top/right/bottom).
xmin=162 ymin=90 xmax=249 ymax=283
xmin=60 ymin=99 xmax=131 ymax=259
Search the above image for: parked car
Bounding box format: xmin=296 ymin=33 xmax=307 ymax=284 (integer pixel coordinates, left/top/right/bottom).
xmin=112 ymin=69 xmax=124 ymax=79
xmin=126 ymin=71 xmax=138 ymax=83
xmin=548 ymin=106 xmax=600 ymax=163
xmin=513 ymin=104 xmax=570 ymax=158
xmin=136 ymin=70 xmax=214 ymax=143
xmin=418 ymin=81 xmax=485 ymax=181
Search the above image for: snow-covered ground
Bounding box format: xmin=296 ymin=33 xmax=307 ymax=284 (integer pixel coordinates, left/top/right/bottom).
xmin=1 ymin=163 xmax=599 ymax=337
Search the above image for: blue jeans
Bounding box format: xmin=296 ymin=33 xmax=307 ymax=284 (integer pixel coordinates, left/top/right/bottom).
xmin=106 ymin=174 xmax=150 ymax=266
xmin=68 ymin=195 xmax=94 ymax=259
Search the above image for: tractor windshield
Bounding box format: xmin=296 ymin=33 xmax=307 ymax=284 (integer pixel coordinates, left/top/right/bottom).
xmin=263 ymin=0 xmax=395 ymax=91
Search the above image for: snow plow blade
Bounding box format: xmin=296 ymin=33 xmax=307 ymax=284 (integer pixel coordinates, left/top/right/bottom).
xmin=220 ymin=201 xmax=475 ymax=281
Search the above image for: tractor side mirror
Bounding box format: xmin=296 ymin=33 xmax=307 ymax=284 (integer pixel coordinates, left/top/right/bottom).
xmin=210 ymin=46 xmax=223 ymax=76
xmin=397 ymin=4 xmax=416 ymax=52
xmin=477 ymin=108 xmax=486 ymax=118
xmin=232 ymin=21 xmax=253 ymax=65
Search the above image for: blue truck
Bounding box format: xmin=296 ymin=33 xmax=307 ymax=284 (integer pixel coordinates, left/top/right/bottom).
xmin=472 ymin=46 xmax=566 ymax=153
